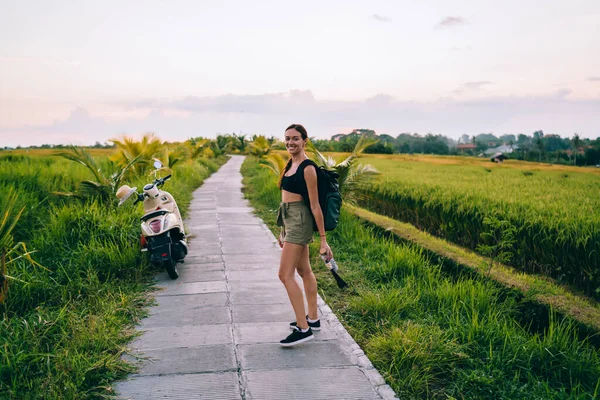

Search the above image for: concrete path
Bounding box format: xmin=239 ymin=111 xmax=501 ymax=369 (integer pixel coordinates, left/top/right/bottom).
xmin=115 ymin=156 xmax=397 ymax=400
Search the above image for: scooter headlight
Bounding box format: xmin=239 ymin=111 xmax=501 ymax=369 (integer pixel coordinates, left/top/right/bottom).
xmin=144 ymin=184 xmax=160 ymax=199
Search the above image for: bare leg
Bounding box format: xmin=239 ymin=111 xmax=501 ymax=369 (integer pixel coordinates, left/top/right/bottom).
xmin=278 ymin=242 xmax=308 ymax=329
xmin=296 ymin=245 xmax=318 ymax=320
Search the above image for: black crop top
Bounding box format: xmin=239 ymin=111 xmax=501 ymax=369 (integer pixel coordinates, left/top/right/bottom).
xmin=280 ymin=159 xmax=317 ymax=195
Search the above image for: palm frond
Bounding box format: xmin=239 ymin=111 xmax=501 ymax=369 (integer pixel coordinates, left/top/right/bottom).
xmin=353 ymin=134 xmax=380 ymax=156
xmin=0 ymin=188 xmax=24 ymax=251
xmin=109 ymin=154 xmax=143 ymax=192
xmin=249 ymin=136 xmax=272 ymax=157
xmin=54 ymin=146 xmax=105 ymax=184
xmin=305 ymin=140 xmax=329 ymax=167
xmin=0 ymin=190 xmax=47 ymax=304
xmin=5 ymin=242 xmax=47 ymax=271
xmin=110 ymin=133 xmax=163 ymax=176
xmin=260 ymin=153 xmax=288 ymax=177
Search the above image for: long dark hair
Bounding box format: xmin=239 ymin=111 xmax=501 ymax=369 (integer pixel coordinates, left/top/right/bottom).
xmin=279 ymin=124 xmax=308 ymax=188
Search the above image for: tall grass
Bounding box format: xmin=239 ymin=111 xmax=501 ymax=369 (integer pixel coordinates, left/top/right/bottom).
xmin=241 ymin=155 xmax=600 ymax=399
xmin=0 ymin=153 xmax=226 ymax=398
xmin=357 ymin=155 xmax=600 ymax=298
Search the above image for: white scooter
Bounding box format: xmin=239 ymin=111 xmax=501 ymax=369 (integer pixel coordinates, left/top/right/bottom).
xmin=116 ymin=161 xmax=187 ymax=279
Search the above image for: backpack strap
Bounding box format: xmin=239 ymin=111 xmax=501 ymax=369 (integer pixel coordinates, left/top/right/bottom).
xmin=299 ymin=159 xmax=318 ymax=171
xmin=299 ymin=159 xmax=319 ymax=207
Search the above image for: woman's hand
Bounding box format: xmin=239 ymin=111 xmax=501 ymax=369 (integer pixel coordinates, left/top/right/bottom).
xmin=319 ymin=237 xmax=333 ymax=261
xmin=277 ymin=230 xmax=284 ymax=248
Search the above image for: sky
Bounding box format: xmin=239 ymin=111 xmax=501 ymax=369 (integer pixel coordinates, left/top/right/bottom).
xmin=1 ymin=0 xmax=599 ymax=147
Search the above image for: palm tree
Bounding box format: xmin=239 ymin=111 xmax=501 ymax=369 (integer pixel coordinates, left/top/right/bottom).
xmin=187 ymin=138 xmax=213 ymax=159
xmin=305 ymin=134 xmax=380 ymax=204
xmin=158 ymin=146 xmax=186 ymax=170
xmin=571 ymin=133 xmax=582 ymax=166
xmin=110 ymin=133 xmax=163 ymax=176
xmin=249 ymin=135 xmax=272 ymax=157
xmin=233 ymin=134 xmax=247 ymax=153
xmin=54 ymin=146 xmax=141 ymax=202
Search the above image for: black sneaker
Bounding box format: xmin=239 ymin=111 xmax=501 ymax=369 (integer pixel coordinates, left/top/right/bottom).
xmin=289 ymin=315 xmax=321 ymax=331
xmin=280 ymin=326 xmax=314 ymax=347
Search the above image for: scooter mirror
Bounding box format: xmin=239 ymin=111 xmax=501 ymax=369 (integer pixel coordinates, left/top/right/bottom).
xmin=116 ymin=185 xmax=138 ymax=206
xmin=153 ymin=159 xmax=163 ymax=169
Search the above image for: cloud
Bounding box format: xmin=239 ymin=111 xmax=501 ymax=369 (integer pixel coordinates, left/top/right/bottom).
xmin=588 ymin=77 xmax=600 ymax=82
xmin=0 ymin=56 xmax=82 ymax=67
xmin=436 ymin=16 xmax=468 ymax=29
xmin=371 ymin=14 xmax=391 ymax=23
xmin=132 ymin=90 xmax=317 ymax=115
xmin=452 ymin=81 xmax=492 ymax=95
xmin=2 ymin=90 xmax=599 ymax=147
xmin=553 ymin=88 xmax=572 ymax=99
xmin=463 ymin=81 xmax=492 ymax=90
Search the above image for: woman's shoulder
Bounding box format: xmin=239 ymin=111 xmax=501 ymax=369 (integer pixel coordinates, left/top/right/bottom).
xmin=300 ymin=158 xmax=318 ymax=169
xmin=300 ymin=159 xmax=319 ymax=179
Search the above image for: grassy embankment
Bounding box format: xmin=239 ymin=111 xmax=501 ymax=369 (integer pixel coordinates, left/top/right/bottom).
xmin=241 ymin=155 xmax=600 ymax=399
xmin=0 ymin=152 xmax=226 ymax=399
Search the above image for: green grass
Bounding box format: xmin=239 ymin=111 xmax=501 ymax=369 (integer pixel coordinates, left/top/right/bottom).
xmin=356 ymin=154 xmax=600 ymax=298
xmin=0 ymin=153 xmax=227 ymax=399
xmin=241 ymin=155 xmax=600 ymax=400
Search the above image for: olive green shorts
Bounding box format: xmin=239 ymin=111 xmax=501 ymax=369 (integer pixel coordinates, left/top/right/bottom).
xmin=276 ymin=201 xmax=314 ymax=245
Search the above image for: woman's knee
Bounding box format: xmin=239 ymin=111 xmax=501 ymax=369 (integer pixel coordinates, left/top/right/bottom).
xmin=278 ymin=268 xmax=294 ymax=284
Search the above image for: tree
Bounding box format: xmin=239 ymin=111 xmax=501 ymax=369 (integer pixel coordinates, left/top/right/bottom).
xmin=535 ymin=136 xmax=544 ymax=162
xmin=110 ymin=133 xmax=163 ymax=177
xmin=187 ymin=138 xmax=214 ymax=159
xmin=499 ymin=134 xmax=516 ymax=143
xmin=571 ymin=133 xmax=582 ymax=166
xmin=363 ymin=141 xmax=394 ymax=154
xmin=584 ymin=147 xmax=600 ymax=166
xmin=248 ymin=135 xmax=272 ymax=157
xmin=423 ymin=134 xmax=449 ymax=154
xmin=233 ymin=134 xmax=247 ymax=153
xmin=54 ymin=146 xmax=141 ymax=202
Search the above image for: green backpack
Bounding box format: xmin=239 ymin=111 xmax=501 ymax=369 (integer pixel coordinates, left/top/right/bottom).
xmin=304 ymin=160 xmax=342 ymax=231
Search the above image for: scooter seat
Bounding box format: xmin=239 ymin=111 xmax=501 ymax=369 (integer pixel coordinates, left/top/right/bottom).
xmin=140 ymin=209 xmax=170 ymax=222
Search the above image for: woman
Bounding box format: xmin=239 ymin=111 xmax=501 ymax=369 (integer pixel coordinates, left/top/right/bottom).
xmin=276 ymin=123 xmax=333 ymax=347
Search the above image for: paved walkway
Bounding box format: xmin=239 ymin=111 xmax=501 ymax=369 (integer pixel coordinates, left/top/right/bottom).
xmin=115 ymin=156 xmax=397 ymax=400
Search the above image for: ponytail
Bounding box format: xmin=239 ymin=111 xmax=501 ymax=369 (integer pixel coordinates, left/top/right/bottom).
xmin=278 ymin=158 xmax=292 ymax=189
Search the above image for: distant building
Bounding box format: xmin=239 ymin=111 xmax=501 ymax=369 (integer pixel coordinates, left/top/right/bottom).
xmin=484 ymin=144 xmax=518 ymax=155
xmin=457 ymin=143 xmax=477 ymax=150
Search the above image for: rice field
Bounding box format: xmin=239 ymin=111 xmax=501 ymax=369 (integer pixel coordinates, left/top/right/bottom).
xmin=357 ymin=154 xmax=600 ymax=298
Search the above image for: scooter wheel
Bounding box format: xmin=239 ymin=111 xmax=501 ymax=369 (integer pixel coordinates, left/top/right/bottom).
xmin=165 ymin=259 xmax=179 ymax=279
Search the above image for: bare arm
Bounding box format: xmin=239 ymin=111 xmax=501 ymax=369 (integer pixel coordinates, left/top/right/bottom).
xmin=304 ymin=165 xmax=333 ymax=258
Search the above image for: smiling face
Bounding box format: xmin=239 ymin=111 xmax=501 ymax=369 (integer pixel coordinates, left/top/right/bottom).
xmin=284 ymin=128 xmax=306 ymax=156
